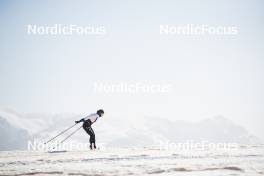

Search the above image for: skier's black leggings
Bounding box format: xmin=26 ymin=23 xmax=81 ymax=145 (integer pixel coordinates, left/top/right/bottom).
xmin=83 ymin=120 xmax=95 ymax=145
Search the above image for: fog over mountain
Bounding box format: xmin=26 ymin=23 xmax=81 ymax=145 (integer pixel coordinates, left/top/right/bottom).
xmin=0 ymin=109 xmax=261 ymax=151
xmin=0 ymin=116 xmax=29 ymax=150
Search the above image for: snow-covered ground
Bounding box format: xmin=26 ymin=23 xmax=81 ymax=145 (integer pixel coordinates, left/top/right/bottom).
xmin=1 ymin=145 xmax=264 ymax=176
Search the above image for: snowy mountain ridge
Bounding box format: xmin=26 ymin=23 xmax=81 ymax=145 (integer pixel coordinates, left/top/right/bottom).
xmin=0 ymin=108 xmax=261 ymax=150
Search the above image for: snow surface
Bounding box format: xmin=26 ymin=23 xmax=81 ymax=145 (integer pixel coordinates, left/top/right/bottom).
xmin=0 ymin=145 xmax=264 ymax=176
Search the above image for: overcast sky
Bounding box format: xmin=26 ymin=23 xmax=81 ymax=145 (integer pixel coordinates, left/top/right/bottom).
xmin=0 ymin=0 xmax=263 ymax=139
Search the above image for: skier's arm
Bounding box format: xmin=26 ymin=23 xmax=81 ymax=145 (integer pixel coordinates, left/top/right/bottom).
xmin=75 ymin=114 xmax=96 ymax=124
xmin=75 ymin=118 xmax=84 ymax=124
xmin=75 ymin=114 xmax=91 ymax=123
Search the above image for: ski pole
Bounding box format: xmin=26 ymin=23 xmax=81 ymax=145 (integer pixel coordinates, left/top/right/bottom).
xmin=53 ymin=125 xmax=83 ymax=149
xmin=44 ymin=123 xmax=77 ymax=144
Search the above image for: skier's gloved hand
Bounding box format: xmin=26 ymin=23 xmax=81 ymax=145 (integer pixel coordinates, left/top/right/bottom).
xmin=75 ymin=118 xmax=84 ymax=124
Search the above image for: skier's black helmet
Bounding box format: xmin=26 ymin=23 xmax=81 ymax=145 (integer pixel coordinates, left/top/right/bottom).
xmin=97 ymin=109 xmax=104 ymax=117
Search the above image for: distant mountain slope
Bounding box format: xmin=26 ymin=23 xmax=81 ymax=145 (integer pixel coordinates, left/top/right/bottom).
xmin=0 ymin=109 xmax=261 ymax=150
xmin=104 ymin=116 xmax=261 ymax=147
xmin=0 ymin=116 xmax=29 ymax=150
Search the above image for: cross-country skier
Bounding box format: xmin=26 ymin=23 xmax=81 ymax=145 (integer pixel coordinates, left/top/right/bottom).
xmin=75 ymin=109 xmax=104 ymax=150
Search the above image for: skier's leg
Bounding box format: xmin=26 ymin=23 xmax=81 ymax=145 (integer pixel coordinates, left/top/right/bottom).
xmin=89 ymin=127 xmax=96 ymax=149
xmin=82 ymin=122 xmax=94 ymax=149
xmin=82 ymin=121 xmax=91 ymax=132
xmin=85 ymin=127 xmax=95 ymax=149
